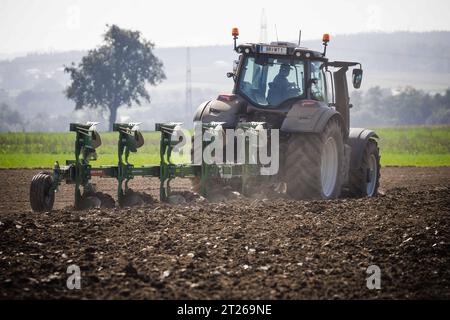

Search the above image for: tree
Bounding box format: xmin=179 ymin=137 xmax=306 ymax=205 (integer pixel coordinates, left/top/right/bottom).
xmin=0 ymin=103 xmax=24 ymax=132
xmin=64 ymin=25 xmax=166 ymax=130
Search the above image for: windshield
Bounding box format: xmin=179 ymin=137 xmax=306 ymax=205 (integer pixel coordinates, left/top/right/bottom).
xmin=238 ymin=56 xmax=305 ymax=107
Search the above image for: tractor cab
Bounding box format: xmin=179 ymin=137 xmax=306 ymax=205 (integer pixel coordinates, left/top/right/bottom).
xmin=232 ymin=41 xmax=327 ymax=108
xmin=227 ymin=29 xmax=363 ymax=115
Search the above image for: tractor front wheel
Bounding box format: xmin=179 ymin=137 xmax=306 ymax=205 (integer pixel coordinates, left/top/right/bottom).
xmin=348 ymin=139 xmax=380 ymax=197
xmin=285 ymin=118 xmax=344 ymax=200
xmin=30 ymin=172 xmax=55 ymax=212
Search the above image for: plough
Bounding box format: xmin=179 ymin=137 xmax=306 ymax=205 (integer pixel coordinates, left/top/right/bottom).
xmin=29 ymin=121 xmax=272 ymax=211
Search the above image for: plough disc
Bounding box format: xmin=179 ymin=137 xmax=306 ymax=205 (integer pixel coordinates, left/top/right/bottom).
xmin=120 ymin=188 xmax=154 ymax=207
xmin=80 ymin=191 xmax=115 ymax=210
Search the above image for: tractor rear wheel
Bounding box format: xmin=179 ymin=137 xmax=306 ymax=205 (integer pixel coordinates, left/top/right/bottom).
xmin=285 ymin=118 xmax=344 ymax=200
xmin=348 ymin=139 xmax=380 ymax=197
xmin=30 ymin=172 xmax=55 ymax=212
xmin=190 ymin=134 xmax=202 ymax=194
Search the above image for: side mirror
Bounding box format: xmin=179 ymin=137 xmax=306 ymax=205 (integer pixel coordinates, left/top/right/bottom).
xmin=226 ymin=72 xmax=234 ymax=78
xmin=233 ymin=60 xmax=239 ymax=73
xmin=352 ymin=69 xmax=363 ymax=89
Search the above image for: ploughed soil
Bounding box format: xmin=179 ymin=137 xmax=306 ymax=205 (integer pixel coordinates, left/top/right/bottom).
xmin=0 ymin=167 xmax=449 ymax=299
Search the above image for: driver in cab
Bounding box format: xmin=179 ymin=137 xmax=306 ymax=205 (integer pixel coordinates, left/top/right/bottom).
xmin=267 ymin=63 xmax=297 ymax=106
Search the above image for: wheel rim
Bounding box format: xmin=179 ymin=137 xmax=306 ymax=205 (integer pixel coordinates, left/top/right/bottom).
xmin=366 ymin=154 xmax=378 ymax=196
xmin=321 ymin=137 xmax=338 ymax=197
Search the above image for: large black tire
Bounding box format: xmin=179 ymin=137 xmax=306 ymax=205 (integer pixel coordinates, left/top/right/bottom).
xmin=285 ymin=118 xmax=344 ymax=200
xmin=190 ymin=134 xmax=202 ymax=194
xmin=30 ymin=172 xmax=55 ymax=212
xmin=348 ymin=139 xmax=380 ymax=197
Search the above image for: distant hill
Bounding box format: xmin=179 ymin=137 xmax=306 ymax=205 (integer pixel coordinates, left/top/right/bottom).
xmin=0 ymin=31 xmax=449 ymax=131
xmin=1 ymin=31 xmax=450 ymax=91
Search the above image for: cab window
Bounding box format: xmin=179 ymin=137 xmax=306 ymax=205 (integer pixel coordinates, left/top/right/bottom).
xmin=310 ymin=61 xmax=327 ymax=102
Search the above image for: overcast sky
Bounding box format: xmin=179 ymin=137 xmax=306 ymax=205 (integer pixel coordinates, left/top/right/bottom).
xmin=1 ymin=0 xmax=450 ymax=54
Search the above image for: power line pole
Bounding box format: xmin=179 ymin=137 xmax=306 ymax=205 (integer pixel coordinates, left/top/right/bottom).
xmin=185 ymin=47 xmax=192 ymax=126
xmin=260 ymin=8 xmax=268 ymax=43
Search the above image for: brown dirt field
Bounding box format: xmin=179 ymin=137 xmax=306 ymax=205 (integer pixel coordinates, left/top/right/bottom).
xmin=0 ymin=167 xmax=449 ymax=299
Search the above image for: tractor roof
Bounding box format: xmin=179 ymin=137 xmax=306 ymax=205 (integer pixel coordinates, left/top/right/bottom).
xmin=236 ymin=41 xmax=325 ymax=60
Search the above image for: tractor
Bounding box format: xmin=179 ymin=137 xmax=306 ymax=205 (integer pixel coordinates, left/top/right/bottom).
xmin=29 ymin=28 xmax=380 ymax=212
xmin=192 ymin=28 xmax=380 ymax=199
